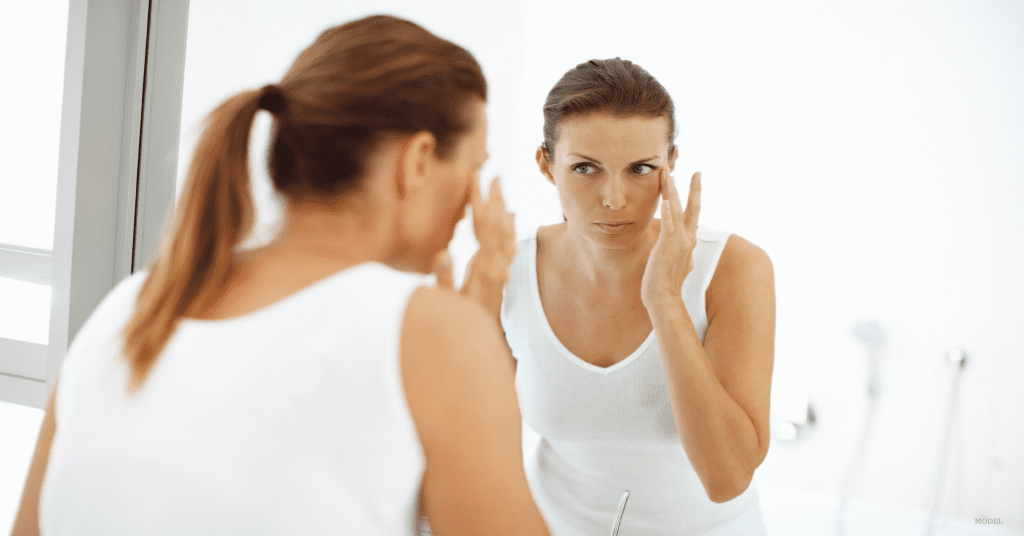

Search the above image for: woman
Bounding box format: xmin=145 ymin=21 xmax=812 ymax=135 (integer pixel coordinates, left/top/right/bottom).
xmin=501 ymin=58 xmax=775 ymax=535
xmin=12 ymin=15 xmax=549 ymax=536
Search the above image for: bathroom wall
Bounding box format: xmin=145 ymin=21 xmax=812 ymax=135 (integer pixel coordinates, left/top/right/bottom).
xmin=175 ymin=0 xmax=1024 ymax=528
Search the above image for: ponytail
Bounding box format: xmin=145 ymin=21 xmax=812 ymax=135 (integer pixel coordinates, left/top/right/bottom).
xmin=122 ymin=89 xmax=262 ymax=391
xmin=121 ymin=15 xmax=487 ymax=391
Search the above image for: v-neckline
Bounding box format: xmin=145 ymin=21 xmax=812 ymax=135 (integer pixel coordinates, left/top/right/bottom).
xmin=528 ymin=229 xmax=655 ymax=375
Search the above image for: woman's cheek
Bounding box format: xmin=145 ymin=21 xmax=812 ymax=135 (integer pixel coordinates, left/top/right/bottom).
xmin=638 ymin=182 xmax=660 ymax=217
xmin=646 ymin=177 xmax=662 ymax=200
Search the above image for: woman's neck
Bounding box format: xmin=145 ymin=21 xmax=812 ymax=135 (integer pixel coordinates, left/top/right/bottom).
xmin=268 ymin=198 xmax=394 ymax=265
xmin=552 ymin=219 xmax=660 ymax=289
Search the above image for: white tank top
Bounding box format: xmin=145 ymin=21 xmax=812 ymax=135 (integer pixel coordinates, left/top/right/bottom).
xmin=40 ymin=262 xmax=429 ymax=536
xmin=501 ymin=226 xmax=768 ymax=536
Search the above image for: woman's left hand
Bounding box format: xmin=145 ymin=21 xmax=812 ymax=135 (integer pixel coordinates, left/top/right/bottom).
xmin=641 ymin=170 xmax=702 ymax=311
xmin=433 ymin=176 xmax=517 ymax=320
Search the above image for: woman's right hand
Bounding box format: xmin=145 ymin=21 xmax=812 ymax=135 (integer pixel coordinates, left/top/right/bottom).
xmin=433 ymin=177 xmax=516 ymax=320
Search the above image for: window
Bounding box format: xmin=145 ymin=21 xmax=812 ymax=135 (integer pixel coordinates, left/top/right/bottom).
xmin=0 ymin=0 xmax=187 ymax=408
xmin=0 ymin=3 xmax=68 ymax=354
xmin=0 ymin=3 xmax=69 ymax=251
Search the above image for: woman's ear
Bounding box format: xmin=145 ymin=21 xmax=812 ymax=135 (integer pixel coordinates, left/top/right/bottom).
xmin=668 ymin=144 xmax=678 ymax=172
xmin=398 ymin=132 xmax=437 ymax=198
xmin=536 ymin=146 xmax=556 ymax=186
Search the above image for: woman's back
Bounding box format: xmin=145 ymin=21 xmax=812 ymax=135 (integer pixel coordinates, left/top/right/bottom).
xmin=38 ymin=257 xmax=548 ymax=535
xmin=40 ymin=263 xmax=430 ymax=535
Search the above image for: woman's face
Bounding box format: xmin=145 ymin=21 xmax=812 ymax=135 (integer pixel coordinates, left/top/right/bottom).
xmin=400 ymin=98 xmax=488 ymax=270
xmin=538 ymin=112 xmax=676 ymax=249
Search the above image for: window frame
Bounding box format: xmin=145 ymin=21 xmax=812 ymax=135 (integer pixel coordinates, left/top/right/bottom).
xmin=0 ymin=0 xmax=189 ymax=408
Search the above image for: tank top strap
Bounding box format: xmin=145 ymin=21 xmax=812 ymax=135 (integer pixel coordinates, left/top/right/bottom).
xmin=694 ymin=225 xmax=733 ymax=292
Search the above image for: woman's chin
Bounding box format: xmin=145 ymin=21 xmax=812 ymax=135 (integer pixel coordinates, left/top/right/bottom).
xmin=578 ymin=220 xmax=653 ymax=247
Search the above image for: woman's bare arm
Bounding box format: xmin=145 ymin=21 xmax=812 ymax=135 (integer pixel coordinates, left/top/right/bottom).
xmin=11 ymin=375 xmax=60 ymax=536
xmin=650 ymin=236 xmax=775 ymax=503
xmin=642 ymin=172 xmax=775 ymax=503
xmin=401 ymin=286 xmax=549 ymax=535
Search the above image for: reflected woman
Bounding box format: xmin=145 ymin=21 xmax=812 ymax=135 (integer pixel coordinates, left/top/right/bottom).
xmin=501 ymin=58 xmax=775 ymax=535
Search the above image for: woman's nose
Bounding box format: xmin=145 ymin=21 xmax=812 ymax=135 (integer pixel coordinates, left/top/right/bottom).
xmin=601 ymin=177 xmax=627 ymax=210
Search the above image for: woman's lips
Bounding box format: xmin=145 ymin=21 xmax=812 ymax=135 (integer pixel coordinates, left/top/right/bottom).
xmin=595 ymin=222 xmax=633 ymax=233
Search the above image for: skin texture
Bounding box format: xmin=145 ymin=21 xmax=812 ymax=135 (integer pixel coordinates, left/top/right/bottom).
xmin=11 ymin=98 xmax=547 ymax=536
xmin=535 ymin=112 xmax=776 ymax=503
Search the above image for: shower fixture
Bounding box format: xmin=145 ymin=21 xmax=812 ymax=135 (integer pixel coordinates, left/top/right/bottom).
xmin=772 ymin=399 xmax=817 ymax=442
xmin=837 ymin=341 xmax=970 ymax=536
xmin=924 ymin=348 xmax=968 ymax=536
xmin=852 ymin=321 xmax=887 ymax=399
xmin=836 ymin=321 xmax=887 ymax=535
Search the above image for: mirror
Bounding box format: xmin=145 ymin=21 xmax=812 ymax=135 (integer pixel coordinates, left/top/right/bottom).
xmin=175 ymin=2 xmax=1024 ymax=534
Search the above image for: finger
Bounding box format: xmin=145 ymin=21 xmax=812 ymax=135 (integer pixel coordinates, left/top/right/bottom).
xmin=489 ymin=176 xmax=507 ymax=212
xmin=470 ymin=176 xmax=484 ymax=229
xmin=661 ymin=199 xmax=674 ymax=234
xmin=432 ymin=250 xmax=454 ymax=289
xmin=479 ymin=176 xmax=511 ymax=249
xmin=491 ymin=177 xmax=511 ymax=234
xmin=484 ymin=176 xmax=502 ymax=230
xmin=504 ymin=212 xmax=517 ymax=257
xmin=502 ymin=209 xmax=515 ymax=237
xmin=668 ymin=172 xmax=684 ymax=223
xmin=683 ymin=172 xmax=701 ymax=230
xmin=460 ymin=253 xmax=478 ymax=297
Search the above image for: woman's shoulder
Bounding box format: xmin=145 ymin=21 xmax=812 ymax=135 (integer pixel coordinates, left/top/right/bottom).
xmin=61 ymin=270 xmax=152 ymax=377
xmin=404 ymin=286 xmax=496 ymax=341
xmin=534 ymin=223 xmax=566 ymax=244
xmin=705 ymin=232 xmax=774 ymax=315
xmin=531 ymin=223 xmax=567 ymax=260
xmin=507 ymin=223 xmax=566 ymax=280
xmin=715 ymin=232 xmax=771 ymax=267
xmin=401 ymin=286 xmax=508 ymax=390
xmin=85 ymin=270 xmax=152 ymax=329
xmin=696 ymin=226 xmax=771 ymax=268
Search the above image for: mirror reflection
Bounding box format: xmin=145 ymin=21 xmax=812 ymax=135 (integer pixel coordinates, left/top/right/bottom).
xmin=499 ymin=57 xmax=775 ymax=535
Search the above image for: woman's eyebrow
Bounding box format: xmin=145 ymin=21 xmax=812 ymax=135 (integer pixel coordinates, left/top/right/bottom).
xmin=631 ymin=156 xmax=660 ymax=165
xmin=567 ymin=153 xmax=602 ymax=164
xmin=567 ymin=153 xmax=661 ymax=166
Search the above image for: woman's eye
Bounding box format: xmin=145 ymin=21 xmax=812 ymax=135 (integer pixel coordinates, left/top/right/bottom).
xmin=632 ymin=164 xmax=655 ymax=175
xmin=572 ymin=163 xmax=595 ymax=174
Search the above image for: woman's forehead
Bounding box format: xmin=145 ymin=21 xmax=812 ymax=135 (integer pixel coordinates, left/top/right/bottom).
xmin=556 ymin=113 xmax=670 ymax=161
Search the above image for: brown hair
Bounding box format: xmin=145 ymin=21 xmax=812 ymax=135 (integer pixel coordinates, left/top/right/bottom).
xmin=122 ymin=15 xmax=487 ymax=390
xmin=541 ymin=57 xmax=675 ymax=160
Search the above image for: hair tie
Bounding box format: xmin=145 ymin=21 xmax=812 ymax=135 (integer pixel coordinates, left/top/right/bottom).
xmin=258 ymin=84 xmax=286 ymax=114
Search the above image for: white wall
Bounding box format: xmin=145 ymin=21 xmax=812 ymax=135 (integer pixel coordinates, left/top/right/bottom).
xmin=175 ymin=0 xmax=1024 ymax=528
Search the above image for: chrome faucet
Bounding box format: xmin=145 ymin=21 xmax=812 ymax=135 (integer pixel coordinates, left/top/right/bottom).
xmin=609 ymin=490 xmax=630 ymax=536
